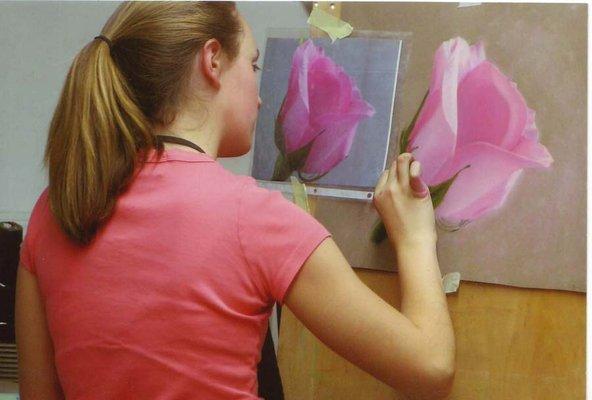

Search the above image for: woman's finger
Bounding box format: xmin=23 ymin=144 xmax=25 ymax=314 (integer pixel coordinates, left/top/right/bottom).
xmin=409 ymin=160 xmax=429 ymax=198
xmin=375 ymin=169 xmax=389 ymax=192
xmin=386 ymin=158 xmax=398 ymax=186
xmin=409 ymin=160 xmax=422 ymax=178
xmin=396 ymin=153 xmax=413 ymax=187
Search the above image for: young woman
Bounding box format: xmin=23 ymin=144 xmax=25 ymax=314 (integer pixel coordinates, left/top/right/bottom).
xmin=15 ymin=2 xmax=455 ymax=399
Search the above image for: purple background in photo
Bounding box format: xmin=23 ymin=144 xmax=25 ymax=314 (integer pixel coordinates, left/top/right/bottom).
xmin=251 ymin=37 xmax=401 ymax=189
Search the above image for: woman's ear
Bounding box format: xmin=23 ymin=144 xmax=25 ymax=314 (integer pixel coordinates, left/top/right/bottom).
xmin=199 ymin=38 xmax=223 ymax=90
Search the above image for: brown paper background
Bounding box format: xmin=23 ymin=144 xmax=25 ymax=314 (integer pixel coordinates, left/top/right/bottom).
xmin=313 ymin=3 xmax=587 ymax=292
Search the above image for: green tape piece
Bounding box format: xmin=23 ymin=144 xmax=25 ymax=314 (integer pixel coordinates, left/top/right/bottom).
xmin=290 ymin=176 xmax=311 ymax=214
xmin=306 ymin=7 xmax=353 ymax=43
xmin=442 ymin=272 xmax=461 ymax=294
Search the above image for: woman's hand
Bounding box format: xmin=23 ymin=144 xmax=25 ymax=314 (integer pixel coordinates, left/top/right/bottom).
xmin=373 ymin=153 xmax=437 ymax=249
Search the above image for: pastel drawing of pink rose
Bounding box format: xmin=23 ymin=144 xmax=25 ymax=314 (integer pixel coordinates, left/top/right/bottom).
xmin=403 ymin=37 xmax=553 ymax=227
xmin=272 ymin=39 xmax=375 ymax=182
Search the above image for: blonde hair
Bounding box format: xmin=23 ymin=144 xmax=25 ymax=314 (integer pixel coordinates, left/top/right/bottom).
xmin=43 ymin=1 xmax=243 ymax=246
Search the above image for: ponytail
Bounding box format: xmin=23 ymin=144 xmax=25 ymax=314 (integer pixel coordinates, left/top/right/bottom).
xmin=43 ymin=1 xmax=242 ymax=245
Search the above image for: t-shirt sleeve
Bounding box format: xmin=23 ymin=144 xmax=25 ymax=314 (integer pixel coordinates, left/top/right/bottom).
xmin=19 ymin=187 xmax=49 ymax=275
xmin=238 ymin=178 xmax=332 ymax=306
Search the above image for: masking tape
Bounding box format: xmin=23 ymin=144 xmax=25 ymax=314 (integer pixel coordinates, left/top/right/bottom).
xmin=442 ymin=272 xmax=461 ymax=294
xmin=290 ymin=176 xmax=311 ymax=214
xmin=307 ymin=6 xmax=353 ymax=43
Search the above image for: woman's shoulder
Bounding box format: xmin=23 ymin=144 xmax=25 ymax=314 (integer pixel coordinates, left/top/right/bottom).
xmin=235 ymin=175 xmax=279 ymax=200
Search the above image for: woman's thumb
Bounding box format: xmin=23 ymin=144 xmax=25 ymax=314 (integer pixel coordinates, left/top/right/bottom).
xmin=409 ymin=161 xmax=429 ymax=198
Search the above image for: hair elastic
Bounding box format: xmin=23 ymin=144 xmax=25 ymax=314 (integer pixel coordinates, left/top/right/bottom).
xmin=94 ymin=35 xmax=112 ymax=50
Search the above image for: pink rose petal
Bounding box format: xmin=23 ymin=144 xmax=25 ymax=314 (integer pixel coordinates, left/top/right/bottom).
xmin=409 ymin=38 xmax=489 ymax=183
xmin=408 ymin=90 xmax=457 ymax=184
xmin=439 ymin=170 xmax=523 ymax=224
xmin=433 ymin=142 xmax=549 ymax=222
xmin=456 ymin=61 xmax=528 ymax=150
xmin=429 ymin=37 xmax=486 ymax=95
xmin=302 ymin=119 xmax=360 ymax=175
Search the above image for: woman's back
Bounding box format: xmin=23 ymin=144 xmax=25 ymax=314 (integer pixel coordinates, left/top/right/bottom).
xmin=20 ymin=147 xmax=330 ymax=399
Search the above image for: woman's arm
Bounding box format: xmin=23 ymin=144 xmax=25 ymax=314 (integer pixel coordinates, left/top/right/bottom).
xmin=284 ymin=238 xmax=455 ymax=400
xmin=15 ymin=264 xmax=65 ymax=400
xmin=284 ymin=154 xmax=455 ymax=399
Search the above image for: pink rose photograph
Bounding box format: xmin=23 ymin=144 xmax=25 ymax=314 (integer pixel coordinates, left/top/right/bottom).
xmin=251 ymin=35 xmax=402 ymax=190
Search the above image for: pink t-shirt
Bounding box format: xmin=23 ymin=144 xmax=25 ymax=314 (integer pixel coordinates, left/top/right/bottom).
xmin=19 ymin=147 xmax=331 ymax=399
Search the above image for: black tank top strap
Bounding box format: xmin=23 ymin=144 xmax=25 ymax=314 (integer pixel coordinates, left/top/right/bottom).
xmin=155 ymin=134 xmax=206 ymax=154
